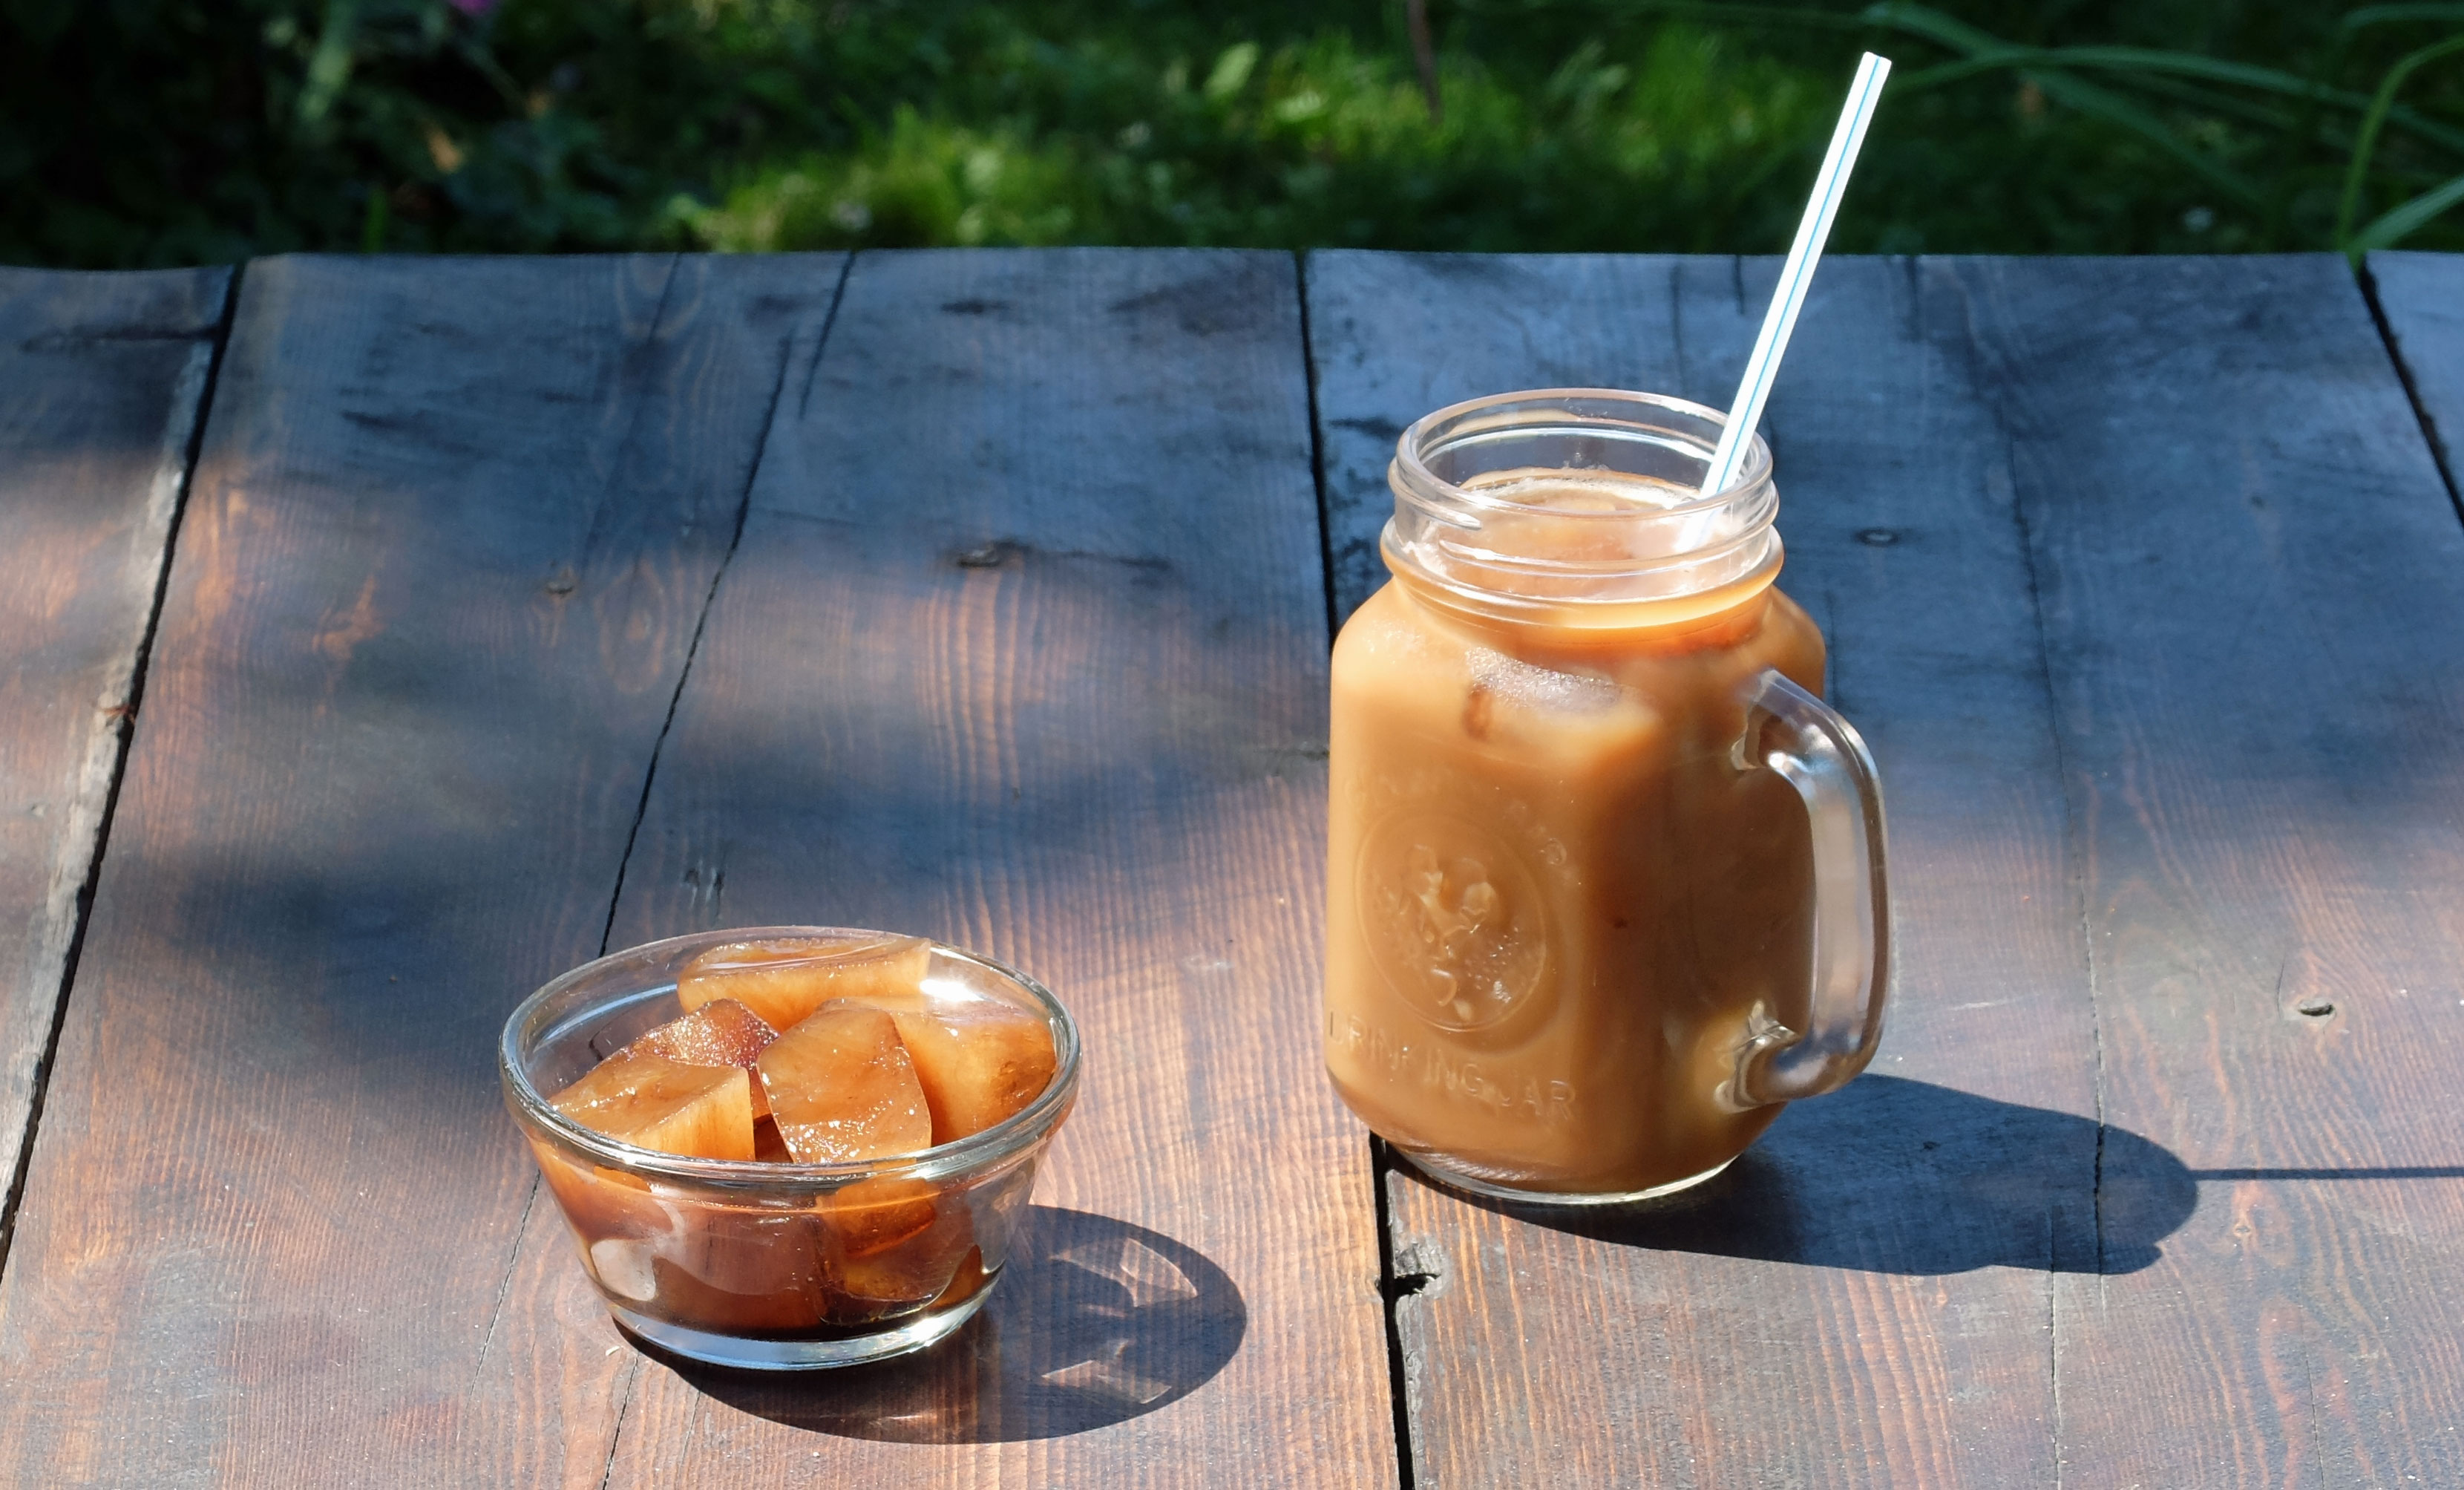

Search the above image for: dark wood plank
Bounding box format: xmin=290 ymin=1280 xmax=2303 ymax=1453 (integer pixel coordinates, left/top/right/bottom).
xmin=0 ymin=266 xmax=229 ymax=1216
xmin=1955 ymin=255 xmax=2464 ymax=1488
xmin=0 ymin=252 xmax=845 ymax=1485
xmin=571 ymin=248 xmax=1395 ymax=1484
xmin=1306 ymin=251 xmax=2095 ymax=1486
xmin=2368 ymin=250 xmax=2464 ymax=499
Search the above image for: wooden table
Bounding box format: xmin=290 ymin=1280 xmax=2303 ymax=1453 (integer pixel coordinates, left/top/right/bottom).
xmin=0 ymin=248 xmax=2457 ymax=1487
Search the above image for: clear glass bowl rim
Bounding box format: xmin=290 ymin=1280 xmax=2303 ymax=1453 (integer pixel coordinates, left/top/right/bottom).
xmin=500 ymin=926 xmax=1082 ymax=1191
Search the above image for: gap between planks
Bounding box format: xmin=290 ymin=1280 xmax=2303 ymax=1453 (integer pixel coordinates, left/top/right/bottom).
xmin=578 ymin=249 xmax=856 ymax=1479
xmin=2356 ymin=258 xmax=2463 ymax=526
xmin=0 ymin=265 xmax=244 ymax=1281
xmin=1291 ymin=249 xmax=1429 ymax=1487
xmin=1296 ymin=246 xmax=1421 ymax=1490
xmin=598 ymin=252 xmax=855 ymax=959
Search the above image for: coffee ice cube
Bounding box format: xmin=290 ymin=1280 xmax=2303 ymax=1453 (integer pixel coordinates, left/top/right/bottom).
xmin=825 ymin=1196 xmax=977 ymax=1324
xmin=675 ymin=934 xmax=932 ymax=1031
xmin=842 ymin=997 xmax=1058 ymax=1144
xmin=756 ymin=1005 xmax=933 ymax=1163
xmin=551 ymin=1050 xmax=755 ymax=1160
xmin=751 ymin=1113 xmax=793 ymax=1163
xmin=618 ymin=997 xmax=778 ymax=1071
xmin=821 ymin=1176 xmax=940 ymax=1258
xmin=530 ymin=1141 xmax=663 ymax=1239
xmin=535 ymin=1137 xmax=833 ymax=1334
xmin=649 ymin=1203 xmax=833 ymax=1334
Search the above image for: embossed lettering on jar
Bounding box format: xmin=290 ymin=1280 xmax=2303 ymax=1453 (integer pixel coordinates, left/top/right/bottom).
xmin=1323 ymin=390 xmax=1890 ymax=1202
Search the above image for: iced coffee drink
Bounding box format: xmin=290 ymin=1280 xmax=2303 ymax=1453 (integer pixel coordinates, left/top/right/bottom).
xmin=1325 ymin=391 xmax=1888 ymax=1201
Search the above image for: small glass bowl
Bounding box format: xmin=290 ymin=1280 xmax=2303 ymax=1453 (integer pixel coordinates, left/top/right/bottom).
xmin=500 ymin=927 xmax=1081 ymax=1370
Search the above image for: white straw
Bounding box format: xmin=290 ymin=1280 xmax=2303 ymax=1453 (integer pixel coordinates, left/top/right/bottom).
xmin=1699 ymin=51 xmax=1892 ymax=497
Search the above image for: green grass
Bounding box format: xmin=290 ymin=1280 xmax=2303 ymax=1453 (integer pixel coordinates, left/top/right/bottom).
xmin=4 ymin=0 xmax=2461 ymax=267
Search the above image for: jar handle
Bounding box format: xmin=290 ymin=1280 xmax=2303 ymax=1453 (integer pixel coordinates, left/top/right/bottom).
xmin=1729 ymin=668 xmax=1892 ymax=1108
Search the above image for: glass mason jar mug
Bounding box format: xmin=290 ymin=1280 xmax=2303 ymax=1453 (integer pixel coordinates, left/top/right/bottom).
xmin=1323 ymin=389 xmax=1890 ymax=1203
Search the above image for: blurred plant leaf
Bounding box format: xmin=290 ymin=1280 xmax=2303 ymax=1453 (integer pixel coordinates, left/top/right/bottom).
xmin=1205 ymin=42 xmax=1261 ymax=100
xmin=2028 ymin=68 xmax=2265 ymax=205
xmin=298 ymin=0 xmax=362 ymax=134
xmin=2348 ymin=168 xmax=2464 ymax=249
xmin=1460 ymin=0 xmax=1861 ymax=28
xmin=2340 ymin=4 xmax=2464 ymax=32
xmin=1872 ymin=4 xmax=2464 ymax=154
xmin=2336 ymin=32 xmax=2464 ymax=248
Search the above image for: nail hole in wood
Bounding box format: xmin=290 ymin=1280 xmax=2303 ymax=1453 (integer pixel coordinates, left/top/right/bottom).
xmin=2296 ymin=998 xmax=2334 ymax=1017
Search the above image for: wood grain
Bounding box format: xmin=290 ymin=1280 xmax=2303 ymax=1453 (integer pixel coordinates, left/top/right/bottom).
xmin=1954 ymin=254 xmax=2464 ymax=1488
xmin=1306 ymin=251 xmax=2098 ymax=1487
xmin=0 ymin=266 xmax=229 ymax=1221
xmin=2368 ymin=250 xmax=2464 ymax=500
xmin=574 ymin=248 xmax=1395 ymax=1486
xmin=0 ymin=252 xmax=845 ymax=1486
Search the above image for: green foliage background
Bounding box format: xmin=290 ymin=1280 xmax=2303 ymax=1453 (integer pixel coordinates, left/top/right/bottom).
xmin=4 ymin=0 xmax=2461 ymax=267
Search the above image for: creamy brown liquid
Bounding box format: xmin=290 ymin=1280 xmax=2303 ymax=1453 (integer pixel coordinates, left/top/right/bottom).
xmin=1325 ymin=473 xmax=1826 ymax=1194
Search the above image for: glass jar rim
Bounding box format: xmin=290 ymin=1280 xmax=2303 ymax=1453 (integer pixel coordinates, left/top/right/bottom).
xmin=1392 ymin=386 xmax=1773 ymax=520
xmin=499 ymin=927 xmax=1082 ymax=1190
xmin=1383 ymin=387 xmax=1781 ymax=619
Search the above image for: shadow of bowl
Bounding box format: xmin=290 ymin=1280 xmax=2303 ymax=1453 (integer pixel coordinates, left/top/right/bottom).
xmin=658 ymin=1206 xmax=1245 ymax=1442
